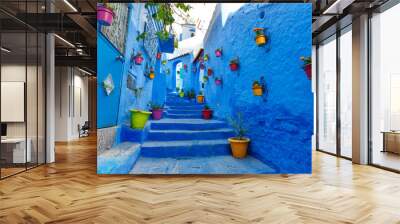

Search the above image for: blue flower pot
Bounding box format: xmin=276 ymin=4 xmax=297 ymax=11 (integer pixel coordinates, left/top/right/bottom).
xmin=158 ymin=35 xmax=175 ymax=53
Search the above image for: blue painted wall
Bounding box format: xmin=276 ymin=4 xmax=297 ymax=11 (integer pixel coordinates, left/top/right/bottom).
xmin=97 ymin=33 xmax=124 ymax=129
xmin=184 ymin=3 xmax=313 ymax=173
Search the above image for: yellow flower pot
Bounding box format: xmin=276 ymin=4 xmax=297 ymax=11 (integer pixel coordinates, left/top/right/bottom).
xmin=255 ymin=35 xmax=267 ymax=46
xmin=149 ymin=73 xmax=155 ymax=79
xmin=228 ymin=137 xmax=250 ymax=158
xmin=129 ymin=109 xmax=151 ymax=129
xmin=252 ymin=86 xmax=263 ymax=96
xmin=197 ymin=95 xmax=204 ymax=104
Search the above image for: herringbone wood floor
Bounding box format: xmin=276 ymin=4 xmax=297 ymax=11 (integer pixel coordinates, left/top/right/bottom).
xmin=1 ymin=134 xmax=400 ymax=224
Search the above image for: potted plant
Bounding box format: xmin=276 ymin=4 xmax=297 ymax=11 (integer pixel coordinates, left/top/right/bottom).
xmin=179 ymin=89 xmax=185 ymax=98
xmin=215 ymin=48 xmax=222 ymax=57
xmin=204 ymin=54 xmax=209 ymax=62
xmin=228 ymin=113 xmax=250 ymax=158
xmin=197 ymin=90 xmax=204 ymax=104
xmin=134 ymin=52 xmax=144 ymax=65
xmin=148 ymin=67 xmax=155 ymax=79
xmin=207 ymin=68 xmax=213 ymax=76
xmin=97 ymin=3 xmax=114 ymax=26
xmin=202 ymin=105 xmax=213 ymax=119
xmin=149 ymin=102 xmax=164 ymax=120
xmin=203 ymin=76 xmax=208 ymax=83
xmin=156 ymin=52 xmax=162 ymax=60
xmin=186 ymin=89 xmax=196 ymax=101
xmin=301 ymin=56 xmax=311 ymax=80
xmin=252 ymin=81 xmax=263 ymax=96
xmin=129 ymin=88 xmax=151 ymax=129
xmin=253 ymin=27 xmax=267 ymax=46
xmin=215 ymin=77 xmax=222 ymax=86
xmin=229 ymin=58 xmax=239 ymax=71
xmin=162 ymin=60 xmax=167 ymax=65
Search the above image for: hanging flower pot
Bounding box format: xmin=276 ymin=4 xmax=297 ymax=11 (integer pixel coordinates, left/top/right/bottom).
xmin=200 ymin=63 xmax=205 ymax=70
xmin=156 ymin=52 xmax=162 ymax=60
xmin=207 ymin=68 xmax=213 ymax=76
xmin=134 ymin=52 xmax=144 ymax=65
xmin=148 ymin=67 xmax=155 ymax=80
xmin=215 ymin=48 xmax=222 ymax=57
xmin=215 ymin=77 xmax=222 ymax=86
xmin=301 ymin=56 xmax=312 ymax=80
xmin=204 ymin=54 xmax=209 ymax=62
xmin=97 ymin=4 xmax=114 ymax=26
xmin=202 ymin=105 xmax=213 ymax=119
xmin=252 ymin=81 xmax=263 ymax=96
xmin=203 ymin=76 xmax=208 ymax=83
xmin=229 ymin=58 xmax=239 ymax=71
xmin=253 ymin=28 xmax=267 ymax=46
xmin=184 ymin=64 xmax=187 ymax=71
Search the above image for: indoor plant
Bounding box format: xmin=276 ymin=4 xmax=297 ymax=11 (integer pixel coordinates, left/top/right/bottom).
xmin=252 ymin=80 xmax=263 ymax=96
xmin=215 ymin=48 xmax=222 ymax=57
xmin=134 ymin=52 xmax=144 ymax=65
xmin=228 ymin=113 xmax=250 ymax=158
xmin=215 ymin=77 xmax=222 ymax=86
xmin=229 ymin=58 xmax=239 ymax=71
xmin=149 ymin=102 xmax=164 ymax=120
xmin=253 ymin=27 xmax=267 ymax=46
xmin=197 ymin=90 xmax=204 ymax=104
xmin=301 ymin=56 xmax=311 ymax=80
xmin=207 ymin=68 xmax=213 ymax=76
xmin=202 ymin=105 xmax=213 ymax=119
xmin=97 ymin=3 xmax=114 ymax=26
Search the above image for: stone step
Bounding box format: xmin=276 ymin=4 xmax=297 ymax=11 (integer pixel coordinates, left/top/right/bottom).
xmin=140 ymin=139 xmax=230 ymax=157
xmin=166 ymin=109 xmax=202 ymax=114
xmin=165 ymin=113 xmax=200 ymax=119
xmin=97 ymin=142 xmax=141 ymax=174
xmin=167 ymin=105 xmax=204 ymax=110
xmin=150 ymin=119 xmax=227 ymax=130
xmin=166 ymin=102 xmax=199 ymax=107
xmin=147 ymin=128 xmax=235 ymax=141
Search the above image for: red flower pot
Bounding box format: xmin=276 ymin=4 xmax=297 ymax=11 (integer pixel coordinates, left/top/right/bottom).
xmin=215 ymin=79 xmax=222 ymax=85
xmin=97 ymin=5 xmax=114 ymax=26
xmin=215 ymin=49 xmax=222 ymax=57
xmin=303 ymin=64 xmax=311 ymax=80
xmin=156 ymin=52 xmax=161 ymax=60
xmin=152 ymin=109 xmax=163 ymax=120
xmin=207 ymin=69 xmax=213 ymax=76
xmin=202 ymin=109 xmax=213 ymax=119
xmin=135 ymin=56 xmax=144 ymax=65
xmin=230 ymin=63 xmax=239 ymax=71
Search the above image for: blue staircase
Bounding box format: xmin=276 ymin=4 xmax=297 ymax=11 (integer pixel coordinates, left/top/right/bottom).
xmin=141 ymin=93 xmax=235 ymax=157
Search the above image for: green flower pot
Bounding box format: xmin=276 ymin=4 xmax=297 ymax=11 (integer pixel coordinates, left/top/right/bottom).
xmin=179 ymin=92 xmax=184 ymax=98
xmin=130 ymin=109 xmax=151 ymax=129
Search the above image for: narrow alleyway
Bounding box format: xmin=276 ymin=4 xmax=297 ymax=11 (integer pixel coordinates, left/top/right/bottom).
xmin=130 ymin=93 xmax=276 ymax=174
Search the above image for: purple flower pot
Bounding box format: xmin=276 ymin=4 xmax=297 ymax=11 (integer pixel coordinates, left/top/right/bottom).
xmin=152 ymin=109 xmax=163 ymax=120
xmin=97 ymin=5 xmax=114 ymax=26
xmin=215 ymin=79 xmax=222 ymax=85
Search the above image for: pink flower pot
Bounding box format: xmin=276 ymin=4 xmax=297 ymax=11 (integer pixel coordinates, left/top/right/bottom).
xmin=215 ymin=79 xmax=222 ymax=85
xmin=215 ymin=50 xmax=222 ymax=57
xmin=152 ymin=109 xmax=163 ymax=120
xmin=97 ymin=5 xmax=114 ymax=26
xmin=135 ymin=56 xmax=143 ymax=65
xmin=303 ymin=64 xmax=311 ymax=80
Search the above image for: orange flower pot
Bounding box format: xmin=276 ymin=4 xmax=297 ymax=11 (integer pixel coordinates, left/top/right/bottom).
xmin=252 ymin=85 xmax=263 ymax=96
xmin=197 ymin=95 xmax=204 ymax=104
xmin=255 ymin=35 xmax=267 ymax=46
xmin=228 ymin=137 xmax=250 ymax=158
xmin=149 ymin=73 xmax=155 ymax=79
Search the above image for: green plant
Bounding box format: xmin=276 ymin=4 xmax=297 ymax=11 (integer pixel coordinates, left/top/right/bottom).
xmin=198 ymin=90 xmax=203 ymax=96
xmin=253 ymin=80 xmax=260 ymax=86
xmin=203 ymin=76 xmax=208 ymax=82
xmin=137 ymin=3 xmax=191 ymax=41
xmin=300 ymin=56 xmax=311 ymax=65
xmin=204 ymin=105 xmax=210 ymax=110
xmin=228 ymin=113 xmax=248 ymax=140
xmin=230 ymin=57 xmax=239 ymax=64
xmin=215 ymin=77 xmax=221 ymax=81
xmin=148 ymin=102 xmax=163 ymax=110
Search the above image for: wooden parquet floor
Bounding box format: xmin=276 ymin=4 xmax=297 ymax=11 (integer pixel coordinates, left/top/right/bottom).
xmin=1 ymin=134 xmax=400 ymax=224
